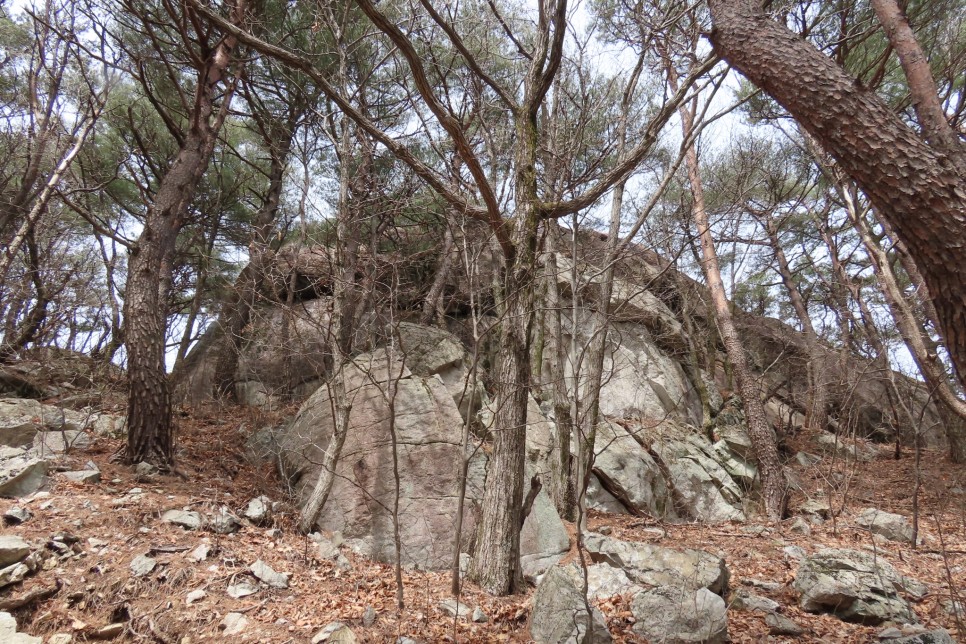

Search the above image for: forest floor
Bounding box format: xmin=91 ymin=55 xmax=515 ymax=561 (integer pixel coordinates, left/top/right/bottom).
xmin=3 ymin=400 xmax=966 ymax=643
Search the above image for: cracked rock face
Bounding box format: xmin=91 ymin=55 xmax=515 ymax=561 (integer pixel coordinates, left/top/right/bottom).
xmin=794 ymin=548 xmax=926 ymax=625
xmin=278 ymin=345 xmax=485 ymax=571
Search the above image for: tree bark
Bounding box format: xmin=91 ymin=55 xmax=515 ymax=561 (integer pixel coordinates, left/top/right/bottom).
xmin=124 ymin=0 xmax=247 ymax=467
xmin=707 ymin=0 xmax=966 ymax=390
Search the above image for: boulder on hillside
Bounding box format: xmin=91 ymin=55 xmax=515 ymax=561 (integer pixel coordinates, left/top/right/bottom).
xmin=529 ymin=564 xmax=612 ymax=644
xmin=794 ymin=548 xmax=926 ymax=625
xmin=855 ymin=508 xmax=915 ymax=544
xmin=631 ymin=585 xmax=728 ymax=644
xmin=584 ymin=533 xmax=729 ymax=595
xmin=278 ymin=346 xmax=485 ymax=571
xmin=0 ymin=449 xmax=47 ymax=498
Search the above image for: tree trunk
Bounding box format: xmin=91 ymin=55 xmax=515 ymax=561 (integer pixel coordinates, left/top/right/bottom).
xmin=669 ymin=66 xmax=787 ymax=520
xmin=707 ymin=0 xmax=966 ymax=390
xmin=761 ymin=216 xmax=829 ymax=433
xmin=124 ymin=0 xmax=247 ymax=467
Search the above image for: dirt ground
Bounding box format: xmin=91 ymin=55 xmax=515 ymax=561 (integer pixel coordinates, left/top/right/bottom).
xmin=3 ymin=401 xmax=966 ymax=643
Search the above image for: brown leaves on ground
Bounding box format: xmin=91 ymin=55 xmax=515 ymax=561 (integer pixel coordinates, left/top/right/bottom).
xmin=3 ymin=404 xmax=966 ymax=642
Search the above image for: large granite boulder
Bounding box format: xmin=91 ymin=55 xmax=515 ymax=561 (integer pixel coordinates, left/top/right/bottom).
xmin=794 ymin=548 xmax=926 ymax=624
xmin=529 ymin=564 xmax=612 ymax=644
xmin=278 ymin=348 xmax=482 ymax=570
xmin=631 ymin=586 xmax=728 ymax=643
xmin=519 ymin=483 xmax=570 ymax=580
xmin=584 ymin=533 xmax=728 ymax=595
xmin=0 ymin=448 xmax=47 ymax=498
xmin=0 ymin=398 xmax=91 ymax=448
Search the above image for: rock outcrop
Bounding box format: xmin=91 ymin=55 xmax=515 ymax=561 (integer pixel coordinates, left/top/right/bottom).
xmin=794 ymin=548 xmax=926 ymax=625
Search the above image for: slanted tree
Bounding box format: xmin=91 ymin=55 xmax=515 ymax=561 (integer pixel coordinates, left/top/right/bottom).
xmin=706 ymin=0 xmax=966 ymax=389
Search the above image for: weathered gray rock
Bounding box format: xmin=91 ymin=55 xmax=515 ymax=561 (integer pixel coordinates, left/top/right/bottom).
xmin=592 ymin=420 xmax=675 ymax=519
xmin=31 ymin=430 xmax=90 ymax=455
xmin=585 ymin=475 xmax=627 ymax=513
xmin=185 ymin=589 xmax=206 ymax=605
xmin=227 ymin=581 xmax=258 ymax=598
xmin=0 ymin=611 xmax=42 ymax=644
xmin=472 ymin=607 xmax=488 ymax=623
xmin=439 ymin=599 xmax=472 ymax=619
xmin=794 ymin=548 xmax=926 ymax=624
xmin=730 ymin=589 xmax=779 ymax=612
xmin=584 ymin=533 xmax=728 ymax=595
xmin=584 ymin=563 xmax=641 ymax=599
xmin=0 ymin=536 xmax=31 ymax=567
xmin=221 ymin=613 xmax=249 ymax=636
xmin=884 ymin=630 xmax=954 ymax=644
xmin=799 ymin=498 xmax=831 ymax=519
xmin=130 ymin=554 xmax=156 ymax=577
xmin=207 ymin=508 xmax=241 ymax=534
xmin=59 ymin=470 xmax=100 ymax=484
xmin=244 ymin=496 xmax=272 ymax=525
xmin=0 ymin=561 xmax=30 ymax=588
xmin=765 ymin=612 xmax=805 ymax=636
xmin=631 ymin=586 xmax=728 ymax=643
xmin=520 ymin=484 xmax=570 ymax=580
xmin=312 ymin=621 xmax=357 ymax=643
xmin=855 ymin=508 xmax=915 ymax=544
xmin=789 ymin=517 xmax=812 ymax=536
xmin=652 ymin=429 xmax=745 ymax=523
xmin=0 ymin=399 xmax=89 ymax=447
xmin=362 ymin=606 xmax=377 ymax=627
xmin=162 ymin=510 xmax=203 ymax=530
xmin=529 ymin=564 xmax=612 ymax=644
xmin=3 ymin=505 xmax=30 ymax=524
xmin=278 ymin=347 xmax=484 ymax=571
xmin=0 ymin=454 xmax=47 ymax=498
xmin=250 ymin=559 xmax=289 ymax=588
xmin=815 ymin=433 xmax=877 ymax=462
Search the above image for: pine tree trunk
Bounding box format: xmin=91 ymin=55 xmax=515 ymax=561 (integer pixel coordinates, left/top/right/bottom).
xmin=707 ymin=0 xmax=966 ymax=390
xmin=124 ymin=0 xmax=247 ymax=467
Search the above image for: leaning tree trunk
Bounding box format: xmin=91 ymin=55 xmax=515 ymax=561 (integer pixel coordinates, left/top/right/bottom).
xmin=707 ymin=0 xmax=966 ymax=390
xmin=668 ymin=65 xmax=787 ymax=520
xmin=124 ymin=0 xmax=247 ymax=467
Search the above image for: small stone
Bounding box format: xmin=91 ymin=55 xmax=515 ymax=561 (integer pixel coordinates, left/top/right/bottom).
xmin=795 ymin=451 xmax=821 ymax=467
xmin=227 ymin=581 xmax=259 ymax=598
xmin=784 ymin=545 xmax=807 ymax=561
xmin=187 ymin=543 xmax=210 ymax=562
xmin=598 ymin=526 xmax=613 ymax=535
xmin=312 ymin=621 xmax=357 ymax=643
xmin=879 ymin=627 xmax=904 ymax=640
xmin=885 ymin=630 xmax=955 ymax=644
xmin=0 ymin=536 xmax=31 ymax=567
xmin=472 ymin=607 xmax=488 ymax=623
xmin=250 ymin=559 xmax=289 ymax=588
xmin=134 ymin=462 xmax=157 ymax=479
xmin=742 ymin=578 xmax=782 ymax=591
xmin=3 ymin=506 xmax=31 ymax=525
xmin=314 ymin=536 xmax=340 ymax=560
xmin=789 ymin=517 xmax=811 ymax=536
xmin=161 ymin=510 xmax=203 ymax=530
xmin=185 ymin=589 xmax=206 ymax=605
xmin=48 ymin=635 xmax=72 ymax=644
xmin=87 ymin=537 xmax=107 ymax=549
xmin=0 ymin=561 xmax=29 ymax=589
xmin=129 ymin=554 xmax=156 ymax=577
xmin=439 ymin=598 xmax=472 ymax=619
xmin=91 ymin=623 xmax=125 ymax=639
xmin=766 ymin=612 xmax=805 ymax=636
xmin=244 ymin=496 xmax=272 ymax=525
xmin=742 ymin=525 xmax=769 ymax=536
xmin=207 ymin=509 xmax=241 ymax=535
xmin=220 ymin=613 xmax=248 ymax=636
xmin=59 ymin=470 xmax=101 ymax=484
xmin=362 ymin=606 xmax=376 ymax=627
xmin=731 ymin=590 xmax=779 ymax=612
xmin=799 ymin=498 xmax=831 ymax=519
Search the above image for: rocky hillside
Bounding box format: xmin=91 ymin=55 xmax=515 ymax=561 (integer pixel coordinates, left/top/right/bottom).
xmin=1 ymin=236 xmax=962 ymax=642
